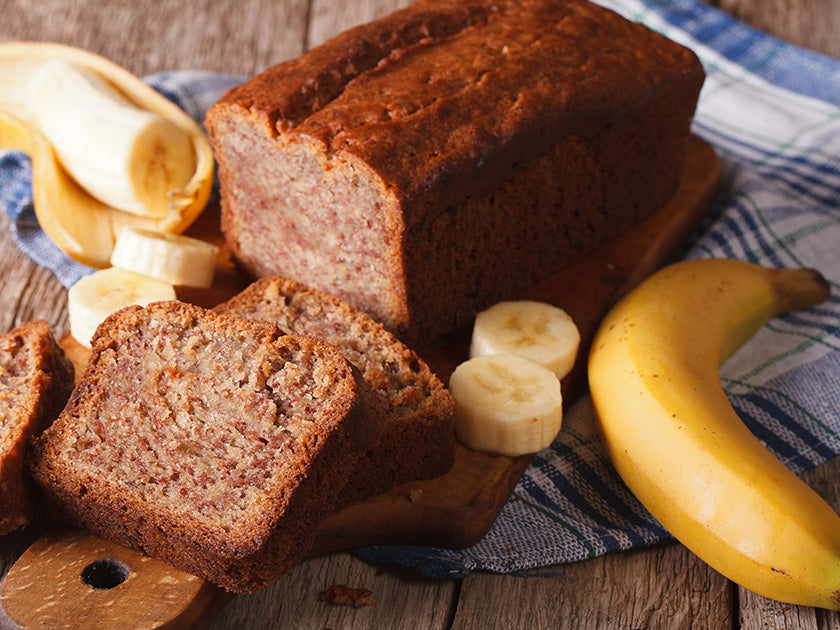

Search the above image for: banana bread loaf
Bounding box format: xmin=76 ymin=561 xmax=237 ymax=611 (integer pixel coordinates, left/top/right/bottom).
xmin=215 ymin=276 xmax=454 ymax=506
xmin=1 ymin=319 xmax=74 ymax=535
xmin=205 ymin=0 xmax=705 ymax=344
xmin=29 ymin=301 xmax=385 ymax=592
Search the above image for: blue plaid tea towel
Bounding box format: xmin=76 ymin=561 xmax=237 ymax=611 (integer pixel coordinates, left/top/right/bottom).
xmin=2 ymin=0 xmax=839 ymax=580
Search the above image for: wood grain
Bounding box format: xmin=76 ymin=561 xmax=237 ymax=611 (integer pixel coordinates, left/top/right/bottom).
xmin=710 ymin=0 xmax=840 ymax=60
xmin=213 ymin=553 xmax=456 ymax=630
xmin=0 ymin=1 xmax=839 ymax=629
xmin=453 ymin=542 xmax=735 ymax=629
xmin=1 ymin=529 xmax=223 ymax=630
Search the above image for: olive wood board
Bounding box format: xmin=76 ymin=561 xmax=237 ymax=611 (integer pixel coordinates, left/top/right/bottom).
xmin=1 ymin=135 xmax=720 ymax=630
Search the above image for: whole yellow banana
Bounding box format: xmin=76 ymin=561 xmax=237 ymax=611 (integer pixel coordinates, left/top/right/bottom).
xmin=588 ymin=258 xmax=835 ymax=609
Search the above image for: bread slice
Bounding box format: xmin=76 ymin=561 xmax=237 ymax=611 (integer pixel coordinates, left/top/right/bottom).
xmin=29 ymin=301 xmax=385 ymax=592
xmin=215 ymin=276 xmax=455 ymax=506
xmin=1 ymin=319 xmax=74 ymax=535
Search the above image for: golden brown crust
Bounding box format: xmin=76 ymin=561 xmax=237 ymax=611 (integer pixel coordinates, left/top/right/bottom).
xmin=215 ymin=275 xmax=455 ymax=506
xmin=213 ymin=0 xmax=699 ymax=215
xmin=0 ymin=319 xmax=74 ymax=535
xmin=206 ymin=0 xmax=705 ymax=343
xmin=29 ymin=301 xmax=385 ymax=591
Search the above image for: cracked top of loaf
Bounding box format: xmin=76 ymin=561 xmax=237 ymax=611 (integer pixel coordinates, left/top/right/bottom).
xmin=210 ymin=0 xmax=704 ymax=223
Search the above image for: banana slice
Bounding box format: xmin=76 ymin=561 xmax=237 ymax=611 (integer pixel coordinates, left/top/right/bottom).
xmin=110 ymin=227 xmax=219 ymax=288
xmin=449 ymin=353 xmax=563 ymax=456
xmin=27 ymin=58 xmax=196 ymax=218
xmin=470 ymin=300 xmax=580 ymax=381
xmin=68 ymin=267 xmax=176 ymax=348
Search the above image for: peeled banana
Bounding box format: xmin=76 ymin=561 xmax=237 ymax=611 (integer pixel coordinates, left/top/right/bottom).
xmin=470 ymin=300 xmax=580 ymax=381
xmin=68 ymin=267 xmax=177 ymax=348
xmin=0 ymin=42 xmax=214 ymax=268
xmin=449 ymin=353 xmax=563 ymax=457
xmin=588 ymin=258 xmax=835 ymax=609
xmin=110 ymin=227 xmax=218 ymax=288
xmin=28 ymin=59 xmax=196 ymax=219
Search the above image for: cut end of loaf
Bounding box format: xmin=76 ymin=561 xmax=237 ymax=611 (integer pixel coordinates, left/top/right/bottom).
xmin=210 ymin=118 xmax=409 ymax=331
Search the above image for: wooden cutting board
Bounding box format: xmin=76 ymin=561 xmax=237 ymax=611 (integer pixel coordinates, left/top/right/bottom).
xmin=0 ymin=136 xmax=720 ymax=630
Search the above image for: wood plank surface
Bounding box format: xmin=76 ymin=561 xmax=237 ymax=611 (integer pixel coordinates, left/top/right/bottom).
xmin=0 ymin=1 xmax=838 ymax=629
xmin=709 ymin=0 xmax=840 ymax=59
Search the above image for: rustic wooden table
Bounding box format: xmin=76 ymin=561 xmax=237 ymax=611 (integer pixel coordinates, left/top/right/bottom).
xmin=1 ymin=1 xmax=839 ymax=628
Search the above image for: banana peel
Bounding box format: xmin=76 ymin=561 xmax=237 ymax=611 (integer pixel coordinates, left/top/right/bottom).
xmin=0 ymin=42 xmax=214 ymax=269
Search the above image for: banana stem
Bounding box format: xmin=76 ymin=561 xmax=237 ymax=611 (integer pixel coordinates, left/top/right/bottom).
xmin=719 ymin=266 xmax=828 ymax=363
xmin=770 ymin=267 xmax=830 ymax=314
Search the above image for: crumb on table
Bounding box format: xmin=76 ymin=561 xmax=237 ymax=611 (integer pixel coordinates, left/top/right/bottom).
xmin=319 ymin=584 xmax=375 ymax=608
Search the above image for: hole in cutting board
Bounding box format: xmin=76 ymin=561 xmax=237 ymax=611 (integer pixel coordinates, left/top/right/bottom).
xmin=80 ymin=558 xmax=131 ymax=589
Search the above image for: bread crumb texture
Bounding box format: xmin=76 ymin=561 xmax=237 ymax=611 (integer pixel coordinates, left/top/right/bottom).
xmin=29 ymin=301 xmax=376 ymax=588
xmin=1 ymin=320 xmax=74 ymax=534
xmin=215 ymin=275 xmax=456 ymax=505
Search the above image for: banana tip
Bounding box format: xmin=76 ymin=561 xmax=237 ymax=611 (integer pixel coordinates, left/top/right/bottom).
xmin=804 ymin=267 xmax=831 ymax=304
xmin=776 ymin=267 xmax=831 ymax=311
xmin=815 ymin=269 xmax=831 ymax=296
